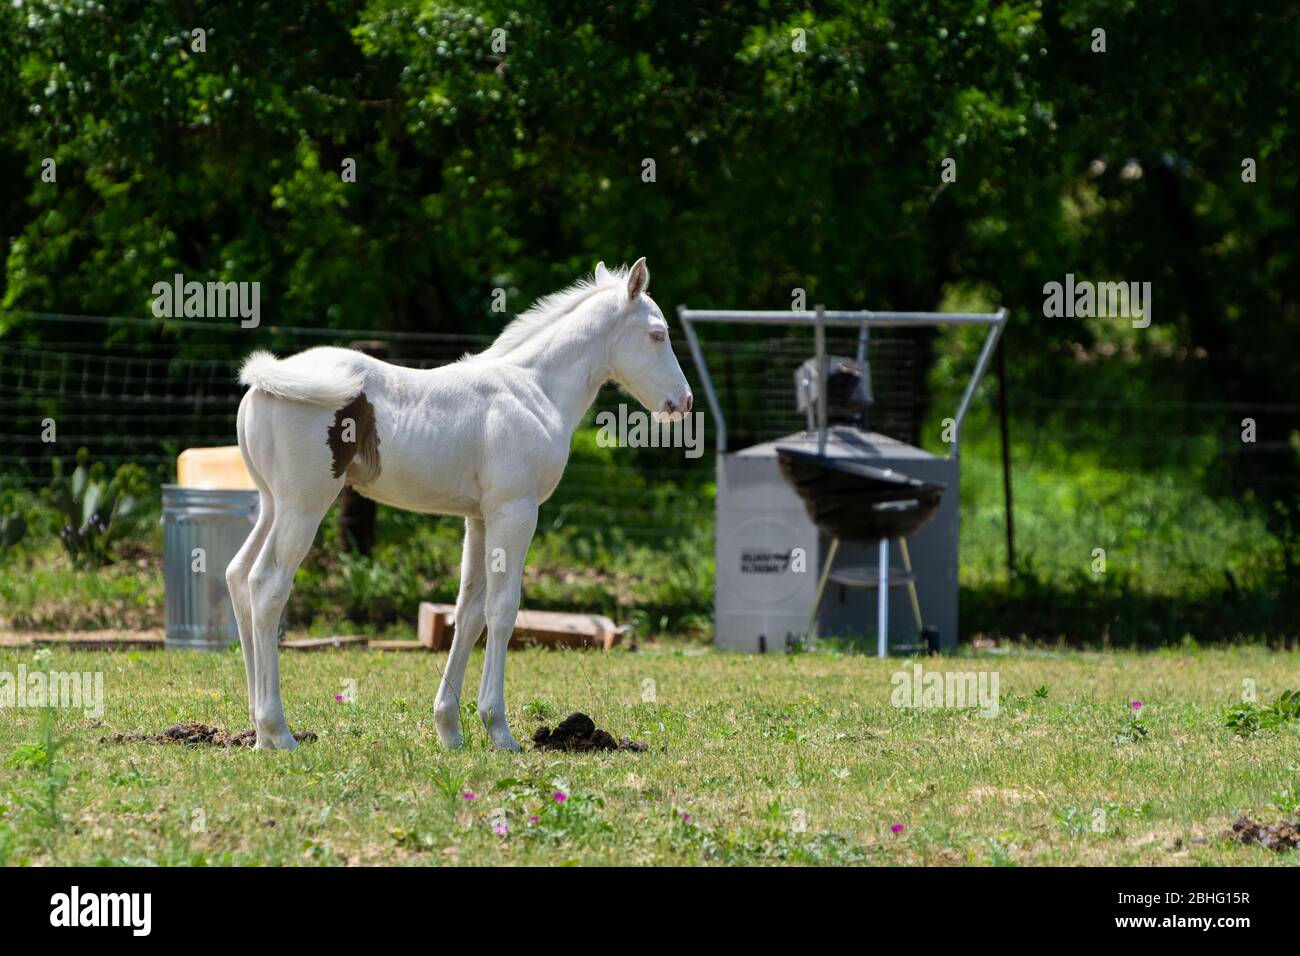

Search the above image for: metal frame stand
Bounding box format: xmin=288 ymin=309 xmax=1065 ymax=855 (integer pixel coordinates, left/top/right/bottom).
xmin=679 ymin=303 xmax=1007 ymax=658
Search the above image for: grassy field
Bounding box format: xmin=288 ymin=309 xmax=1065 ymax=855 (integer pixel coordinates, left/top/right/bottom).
xmin=2 ymin=642 xmax=1298 ymax=866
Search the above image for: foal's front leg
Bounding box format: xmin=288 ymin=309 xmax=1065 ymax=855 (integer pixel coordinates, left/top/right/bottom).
xmin=478 ymin=499 xmax=538 ymax=752
xmin=434 ymin=517 xmax=486 ymax=748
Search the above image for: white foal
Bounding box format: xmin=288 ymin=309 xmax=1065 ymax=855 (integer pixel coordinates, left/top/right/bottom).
xmin=226 ymin=258 xmax=691 ymax=751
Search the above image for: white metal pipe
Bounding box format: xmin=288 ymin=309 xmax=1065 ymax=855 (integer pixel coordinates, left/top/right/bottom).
xmin=877 ymin=537 xmax=889 ymax=658
xmin=951 ymin=307 xmax=1008 ymax=456
xmin=678 ymin=309 xmax=1003 ymax=327
xmin=814 ymin=305 xmax=827 ymax=457
xmin=677 ymin=306 xmax=727 ymax=453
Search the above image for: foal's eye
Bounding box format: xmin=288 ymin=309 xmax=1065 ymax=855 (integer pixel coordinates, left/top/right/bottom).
xmin=649 ymin=328 xmax=666 ymax=343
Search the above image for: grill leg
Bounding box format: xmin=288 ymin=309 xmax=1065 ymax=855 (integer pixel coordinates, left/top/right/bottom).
xmin=877 ymin=537 xmax=889 ymax=658
xmin=898 ymin=536 xmax=923 ymax=631
xmin=807 ymin=536 xmax=840 ymax=644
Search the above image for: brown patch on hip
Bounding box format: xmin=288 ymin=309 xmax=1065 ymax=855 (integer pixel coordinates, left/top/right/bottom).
xmin=327 ymin=393 xmax=381 ymax=484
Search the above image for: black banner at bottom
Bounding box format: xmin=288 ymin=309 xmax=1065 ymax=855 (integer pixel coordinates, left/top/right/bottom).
xmin=0 ymin=865 xmax=1286 ymax=942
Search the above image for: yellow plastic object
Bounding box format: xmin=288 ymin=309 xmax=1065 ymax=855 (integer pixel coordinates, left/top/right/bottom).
xmin=176 ymin=446 xmax=257 ymax=490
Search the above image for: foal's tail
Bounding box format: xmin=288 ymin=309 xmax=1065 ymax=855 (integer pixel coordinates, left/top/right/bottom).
xmin=239 ymin=350 xmax=365 ymax=407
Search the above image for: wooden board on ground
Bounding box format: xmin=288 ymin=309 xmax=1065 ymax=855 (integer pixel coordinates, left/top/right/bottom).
xmin=416 ymin=602 xmax=626 ymax=651
xmin=280 ymin=635 xmax=369 ymax=652
xmin=2 ymin=618 xmax=625 ymax=653
xmin=369 ymin=639 xmax=428 ymax=653
xmin=28 ymin=632 xmax=164 ymax=651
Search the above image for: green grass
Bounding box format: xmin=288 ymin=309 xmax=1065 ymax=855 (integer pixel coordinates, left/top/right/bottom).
xmin=957 ymin=428 xmax=1282 ymax=595
xmin=0 ymin=553 xmax=163 ymax=632
xmin=1 ymin=643 xmax=1298 ymax=866
xmin=951 ymin=422 xmax=1295 ymax=645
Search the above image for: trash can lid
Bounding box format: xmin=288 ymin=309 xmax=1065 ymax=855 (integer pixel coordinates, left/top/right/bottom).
xmin=177 ymin=446 xmax=256 ymax=490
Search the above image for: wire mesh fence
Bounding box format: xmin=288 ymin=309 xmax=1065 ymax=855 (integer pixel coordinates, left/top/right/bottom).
xmin=1 ymin=311 xmax=1296 ymax=553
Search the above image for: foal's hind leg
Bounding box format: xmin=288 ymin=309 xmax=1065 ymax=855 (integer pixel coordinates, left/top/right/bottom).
xmin=229 ymin=393 xmax=275 ymax=728
xmin=226 ymin=489 xmax=274 ymax=727
xmin=248 ymin=503 xmax=330 ymax=750
xmin=434 ymin=517 xmax=486 ymax=748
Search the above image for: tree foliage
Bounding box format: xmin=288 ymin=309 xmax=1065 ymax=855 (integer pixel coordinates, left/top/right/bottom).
xmin=0 ymin=1 xmax=1296 ymax=507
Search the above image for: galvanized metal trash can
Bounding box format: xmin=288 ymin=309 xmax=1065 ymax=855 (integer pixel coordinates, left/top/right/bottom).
xmin=162 ymin=485 xmax=259 ymax=651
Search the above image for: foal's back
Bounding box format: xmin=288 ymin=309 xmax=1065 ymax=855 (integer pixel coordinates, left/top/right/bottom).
xmin=237 ymin=346 xmax=542 ymax=519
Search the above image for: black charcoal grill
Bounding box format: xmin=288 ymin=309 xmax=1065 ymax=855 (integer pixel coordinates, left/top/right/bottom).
xmin=776 ymin=445 xmax=946 ymax=655
xmin=776 ymin=447 xmax=946 ymax=541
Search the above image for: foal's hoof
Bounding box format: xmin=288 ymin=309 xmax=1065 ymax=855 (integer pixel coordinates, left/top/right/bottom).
xmin=488 ymin=727 xmax=521 ymax=753
xmin=434 ymin=703 xmax=464 ymax=748
xmin=435 ymin=726 xmax=464 ymax=749
xmin=254 ymin=727 xmax=300 ymax=751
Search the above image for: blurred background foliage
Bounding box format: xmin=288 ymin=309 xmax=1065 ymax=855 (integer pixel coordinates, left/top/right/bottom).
xmin=0 ymin=1 xmax=1296 ymax=644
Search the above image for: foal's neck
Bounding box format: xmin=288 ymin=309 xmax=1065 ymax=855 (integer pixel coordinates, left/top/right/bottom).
xmin=508 ymin=299 xmax=615 ymax=433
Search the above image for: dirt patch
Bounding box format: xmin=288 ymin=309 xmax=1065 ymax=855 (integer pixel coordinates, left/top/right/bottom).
xmin=100 ymin=722 xmax=317 ymax=748
xmin=532 ymin=712 xmax=646 ymax=753
xmin=1227 ymin=815 xmax=1300 ymax=852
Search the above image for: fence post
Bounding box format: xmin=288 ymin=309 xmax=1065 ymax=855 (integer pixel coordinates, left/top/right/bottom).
xmin=996 ymin=334 xmax=1015 ymax=582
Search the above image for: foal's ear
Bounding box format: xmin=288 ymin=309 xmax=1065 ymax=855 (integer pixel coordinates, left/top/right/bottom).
xmin=594 ymin=261 xmax=611 ymax=282
xmin=626 ymin=257 xmax=650 ymax=300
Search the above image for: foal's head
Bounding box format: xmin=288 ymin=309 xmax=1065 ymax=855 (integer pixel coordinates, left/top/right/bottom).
xmin=602 ymin=258 xmax=693 ymax=420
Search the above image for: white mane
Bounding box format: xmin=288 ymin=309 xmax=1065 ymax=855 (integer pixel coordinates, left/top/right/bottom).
xmin=470 ymin=264 xmax=629 ymax=361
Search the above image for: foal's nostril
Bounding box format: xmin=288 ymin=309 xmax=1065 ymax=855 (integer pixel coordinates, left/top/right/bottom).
xmin=684 ymin=393 xmax=693 ymax=414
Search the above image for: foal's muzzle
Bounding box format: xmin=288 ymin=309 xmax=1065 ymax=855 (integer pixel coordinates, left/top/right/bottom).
xmin=662 ymin=392 xmax=693 ymax=418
